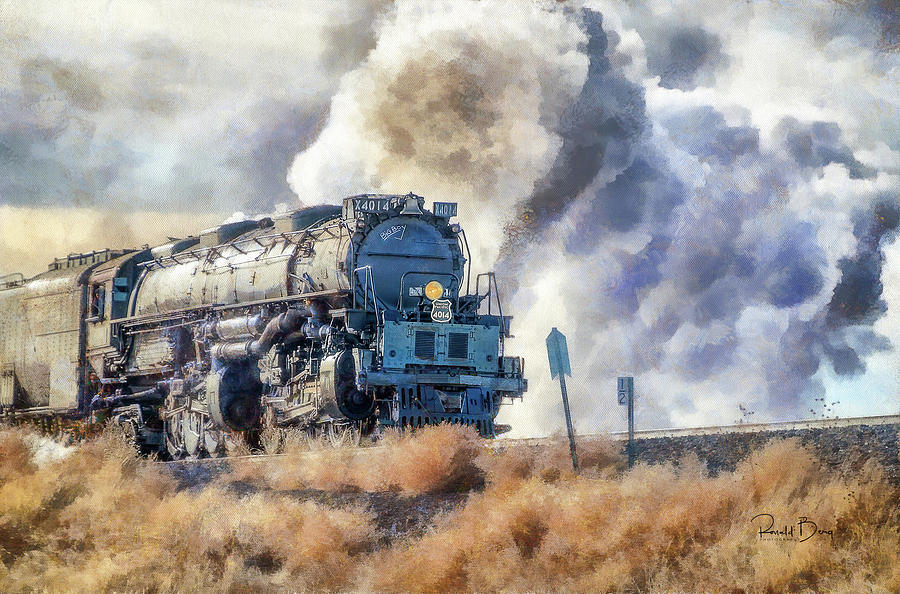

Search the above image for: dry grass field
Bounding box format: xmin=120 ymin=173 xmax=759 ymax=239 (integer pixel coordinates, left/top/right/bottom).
xmin=0 ymin=424 xmax=897 ymax=593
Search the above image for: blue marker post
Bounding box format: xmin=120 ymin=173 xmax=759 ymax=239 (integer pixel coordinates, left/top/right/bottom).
xmin=546 ymin=327 xmax=577 ymax=472
xmin=618 ymin=376 xmax=635 ymax=467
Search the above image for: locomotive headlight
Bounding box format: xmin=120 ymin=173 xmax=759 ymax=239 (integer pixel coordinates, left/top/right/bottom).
xmin=424 ymin=280 xmax=444 ymax=300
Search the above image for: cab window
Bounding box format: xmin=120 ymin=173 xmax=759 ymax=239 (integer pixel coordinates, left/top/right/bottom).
xmin=90 ymin=285 xmax=105 ymax=320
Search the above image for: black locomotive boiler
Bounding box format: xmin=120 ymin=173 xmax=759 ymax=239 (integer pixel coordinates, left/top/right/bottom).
xmin=0 ymin=194 xmax=527 ymax=457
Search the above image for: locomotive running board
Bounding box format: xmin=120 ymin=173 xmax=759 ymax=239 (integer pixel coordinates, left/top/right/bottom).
xmin=363 ymin=371 xmax=524 ymax=392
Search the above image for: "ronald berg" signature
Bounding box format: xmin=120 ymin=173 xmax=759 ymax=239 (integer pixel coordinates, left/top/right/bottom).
xmin=750 ymin=514 xmax=835 ymax=542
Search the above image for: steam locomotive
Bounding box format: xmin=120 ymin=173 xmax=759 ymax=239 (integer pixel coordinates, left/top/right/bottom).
xmin=0 ymin=194 xmax=527 ymax=457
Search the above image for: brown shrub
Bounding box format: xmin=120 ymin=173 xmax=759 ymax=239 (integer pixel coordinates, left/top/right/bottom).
xmin=0 ymin=428 xmax=37 ymax=484
xmin=225 ymin=423 xmax=484 ymax=495
xmin=477 ymin=434 xmax=625 ymax=492
xmin=0 ymin=426 xmax=375 ymax=593
xmin=365 ymin=424 xmax=483 ymax=493
xmin=1 ymin=426 xmax=897 ymax=593
xmin=363 ymin=437 xmax=900 ymax=593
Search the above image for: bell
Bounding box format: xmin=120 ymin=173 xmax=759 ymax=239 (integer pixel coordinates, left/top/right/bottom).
xmin=400 ymin=195 xmax=423 ymax=215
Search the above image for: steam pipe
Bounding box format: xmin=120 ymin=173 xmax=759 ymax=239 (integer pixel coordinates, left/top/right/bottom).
xmin=90 ymin=380 xmax=170 ymax=409
xmin=208 ymin=302 xmax=334 ymax=361
xmin=250 ymin=308 xmax=306 ymax=356
xmin=211 ymin=322 xmax=333 ymax=361
xmin=282 ymin=330 xmax=307 ymax=347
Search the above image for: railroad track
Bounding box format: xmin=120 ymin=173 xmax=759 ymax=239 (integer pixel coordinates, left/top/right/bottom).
xmin=159 ymin=446 xmax=386 ymax=467
xmin=503 ymin=413 xmax=900 ymax=448
xmin=159 ymin=414 xmax=900 ymax=467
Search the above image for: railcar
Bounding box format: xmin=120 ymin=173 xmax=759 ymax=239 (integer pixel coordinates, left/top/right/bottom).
xmin=0 ymin=194 xmax=527 ymax=457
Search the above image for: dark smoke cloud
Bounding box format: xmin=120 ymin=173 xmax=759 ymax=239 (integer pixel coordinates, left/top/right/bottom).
xmin=825 ymin=0 xmax=900 ymax=52
xmin=224 ymin=102 xmax=329 ymax=214
xmin=776 ymin=117 xmax=874 ymax=180
xmin=827 ymin=202 xmax=900 ymax=325
xmin=660 ymin=106 xmax=759 ymax=165
xmin=525 ymin=10 xmax=646 ymax=223
xmin=568 ymin=157 xmax=686 ymax=251
xmin=866 ymin=0 xmax=900 ymax=50
xmin=319 ymin=0 xmax=391 ymax=73
xmin=369 ymin=47 xmax=507 ymax=189
xmin=645 ymin=26 xmax=728 ymax=90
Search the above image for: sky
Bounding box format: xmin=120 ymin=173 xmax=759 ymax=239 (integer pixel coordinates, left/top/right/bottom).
xmin=0 ymin=0 xmax=898 ymax=436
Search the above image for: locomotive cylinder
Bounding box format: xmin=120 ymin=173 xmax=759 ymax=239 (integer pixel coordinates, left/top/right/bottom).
xmin=208 ymin=314 xmax=267 ymax=341
xmin=211 ymin=341 xmax=257 ymax=361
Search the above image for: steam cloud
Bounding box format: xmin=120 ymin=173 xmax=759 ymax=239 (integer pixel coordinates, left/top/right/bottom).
xmin=288 ymin=0 xmax=900 ymax=435
xmin=0 ymin=0 xmax=386 ymax=276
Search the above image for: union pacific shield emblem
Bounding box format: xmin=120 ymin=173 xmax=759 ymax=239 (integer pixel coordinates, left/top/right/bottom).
xmin=430 ymin=299 xmax=452 ymax=323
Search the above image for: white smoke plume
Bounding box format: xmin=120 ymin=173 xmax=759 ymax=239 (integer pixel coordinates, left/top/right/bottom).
xmin=288 ymin=1 xmax=590 ymax=268
xmin=288 ymin=0 xmax=900 ymax=436
xmin=24 ymin=434 xmax=71 ymax=467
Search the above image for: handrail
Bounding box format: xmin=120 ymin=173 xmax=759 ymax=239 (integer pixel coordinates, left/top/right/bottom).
xmin=0 ymin=272 xmax=25 ymax=289
xmin=117 ymin=288 xmax=348 ymax=327
xmin=140 ymin=220 xmax=345 ymax=270
xmin=0 ymin=272 xmax=24 ymax=283
xmin=474 ymin=272 xmax=504 ymax=318
xmin=342 ymin=219 xmax=356 ymax=297
xmin=475 ymin=272 xmax=506 ymax=356
xmin=353 ymin=266 xmax=376 ymax=312
xmin=457 ymin=229 xmax=472 ymax=295
xmin=353 ymin=265 xmax=384 ymax=360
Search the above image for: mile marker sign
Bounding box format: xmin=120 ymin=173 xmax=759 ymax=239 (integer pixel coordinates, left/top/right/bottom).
xmin=546 ymin=328 xmax=571 ymax=379
xmin=546 ymin=328 xmax=577 ymax=471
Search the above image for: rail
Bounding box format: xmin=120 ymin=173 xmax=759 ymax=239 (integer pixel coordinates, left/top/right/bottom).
xmin=155 ymin=413 xmax=900 ymax=467
xmin=148 ymin=415 xmax=900 ymax=467
xmin=606 ymin=413 xmax=900 ymax=440
xmin=0 ymin=272 xmax=25 ymax=290
xmin=493 ymin=413 xmax=900 ymax=446
xmin=140 ymin=221 xmax=346 ymax=270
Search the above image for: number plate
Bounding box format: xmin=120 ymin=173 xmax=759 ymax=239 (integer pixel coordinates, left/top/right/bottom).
xmin=430 ymin=299 xmax=453 ymax=323
xmin=353 ymin=197 xmax=391 ymax=214
xmin=433 ymin=202 xmax=457 ymax=218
